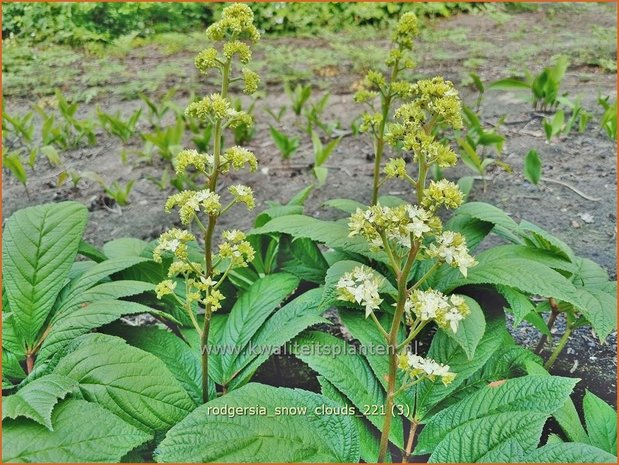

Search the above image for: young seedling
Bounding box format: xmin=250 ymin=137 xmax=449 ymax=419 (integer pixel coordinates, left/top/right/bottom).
xmin=354 ymin=12 xmax=420 ymax=204
xmin=2 ymin=109 xmax=35 ymax=148
xmin=266 ymin=105 xmax=287 ymax=123
xmin=2 ymin=150 xmax=29 ymax=196
xmin=97 ymin=107 xmax=142 ymax=142
xmin=270 ymin=126 xmax=299 ymax=160
xmin=524 ymin=149 xmax=542 ymax=185
xmin=83 ymin=171 xmax=135 ymax=206
xmin=598 ymin=96 xmax=617 ymax=140
xmin=311 ymin=129 xmax=341 ymax=186
xmin=142 ymin=116 xmax=185 ymax=161
xmin=152 ymin=3 xmax=261 ymax=403
xmin=456 ymin=105 xmax=508 ymax=191
xmin=489 ymin=55 xmax=569 ymax=112
xmin=285 ymin=81 xmax=312 ymax=116
xmin=139 ymin=87 xmax=178 ymax=129
xmin=542 ymin=109 xmax=565 ymax=142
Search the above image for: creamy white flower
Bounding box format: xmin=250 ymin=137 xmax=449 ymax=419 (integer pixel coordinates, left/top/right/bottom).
xmin=336 ymin=266 xmax=384 ymax=317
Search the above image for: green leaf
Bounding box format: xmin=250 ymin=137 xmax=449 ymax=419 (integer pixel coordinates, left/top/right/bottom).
xmin=155 ymin=383 xmax=360 ymax=463
xmin=216 ymin=273 xmax=300 ymax=384
xmin=428 ymin=411 xmax=548 ymax=463
xmin=413 ymin=319 xmax=507 ymax=419
xmin=416 ymin=375 xmax=577 ymax=454
xmin=497 ymin=285 xmax=536 ymax=325
xmin=255 ymin=204 xmax=303 ymax=227
xmin=55 ymin=256 xmax=150 ymax=314
xmin=445 ymin=252 xmax=584 ymax=313
xmin=229 ymin=288 xmax=327 ymax=389
xmin=525 ymin=443 xmax=617 ymax=463
xmin=292 ymin=331 xmax=403 ymax=447
xmin=54 ymin=334 xmax=195 ymax=432
xmin=319 ymin=377 xmax=382 ymax=463
xmin=518 ymin=219 xmax=575 ymax=261
xmin=3 ymin=399 xmax=152 ymax=463
xmin=488 ymin=77 xmax=532 ymax=90
xmin=249 ymin=214 xmax=389 ymax=264
xmin=571 ymin=257 xmax=611 ymax=289
xmin=37 ymin=300 xmax=163 ymax=363
xmin=443 ymin=295 xmax=485 ymax=360
xmin=279 ymin=236 xmax=329 ymax=283
xmin=524 ymin=149 xmax=542 ymax=185
xmin=3 ymin=202 xmax=88 ymax=346
xmin=575 ymin=287 xmax=617 ymax=340
xmin=102 ymin=237 xmax=149 ymax=258
xmin=77 ymin=240 xmax=106 ymax=262
xmin=525 ymin=361 xmax=590 ymax=444
xmin=477 ymin=439 xmax=525 ymax=462
xmin=3 ymin=153 xmax=28 ymax=185
xmin=2 ymin=374 xmax=78 ymax=430
xmin=584 ymin=390 xmax=617 ymax=455
xmin=452 ymin=201 xmax=519 ymax=233
xmin=313 ymin=165 xmax=329 ymax=186
xmin=324 ymin=198 xmax=366 ymax=214
xmin=115 ymin=325 xmax=207 ymax=405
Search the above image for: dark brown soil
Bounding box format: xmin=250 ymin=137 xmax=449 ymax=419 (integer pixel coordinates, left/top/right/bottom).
xmin=3 ymin=3 xmax=616 ymax=406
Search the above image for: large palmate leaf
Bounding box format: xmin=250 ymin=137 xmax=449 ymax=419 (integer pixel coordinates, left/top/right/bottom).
xmin=37 ymin=300 xmax=163 ymax=363
xmin=2 ymin=374 xmax=78 ymax=430
xmin=292 ymin=331 xmax=404 ymax=447
xmin=416 ymin=375 xmax=577 ymax=454
xmin=3 ymin=399 xmax=151 ymax=463
xmin=229 ymin=288 xmax=327 ymax=389
xmin=53 ymin=334 xmax=195 ymax=433
xmin=214 ymin=273 xmax=300 ymax=385
xmin=428 ymin=411 xmax=548 ymax=463
xmin=526 ymin=443 xmax=617 ymax=463
xmin=584 ymin=390 xmax=618 ymax=455
xmin=155 ymin=383 xmax=360 ymax=463
xmin=3 ymin=201 xmax=88 ymax=346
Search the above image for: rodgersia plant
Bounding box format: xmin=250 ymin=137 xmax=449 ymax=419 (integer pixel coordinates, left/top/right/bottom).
xmin=354 ymin=12 xmax=419 ymax=205
xmin=336 ymin=182 xmax=476 ymax=461
xmin=152 ymin=3 xmax=261 ymax=403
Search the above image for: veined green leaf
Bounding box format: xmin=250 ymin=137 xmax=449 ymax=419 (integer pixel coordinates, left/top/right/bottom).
xmin=249 ymin=214 xmax=389 ymax=264
xmin=279 ymin=236 xmax=329 ymax=283
xmin=3 ymin=202 xmax=88 ymax=346
xmin=571 ymin=257 xmax=611 ymax=289
xmin=428 ymin=411 xmax=548 ymax=463
xmin=497 ymin=285 xmax=536 ymax=325
xmin=525 ymin=443 xmax=617 ymax=463
xmin=524 ymin=149 xmax=542 ymax=185
xmin=56 ymin=256 xmax=149 ymax=314
xmin=54 ymin=334 xmax=195 ymax=432
xmin=584 ymin=390 xmax=617 ymax=455
xmin=2 ymin=374 xmax=78 ymax=430
xmin=3 ymin=399 xmax=152 ymax=463
xmin=575 ymin=287 xmax=617 ymax=340
xmin=37 ymin=300 xmax=163 ymax=363
xmin=413 ymin=319 xmax=507 ymax=419
xmin=102 ymin=237 xmax=149 ymax=258
xmin=292 ymin=331 xmax=404 ymax=447
xmin=115 ymin=325 xmax=208 ymax=405
xmin=216 ymin=273 xmax=300 ymax=385
xmin=443 ymin=295 xmax=485 ymax=360
xmin=229 ymin=288 xmax=327 ymax=389
xmin=416 ymin=375 xmax=577 ymax=454
xmin=155 ymin=383 xmax=360 ymax=463
xmin=319 ymin=377 xmax=382 ymax=463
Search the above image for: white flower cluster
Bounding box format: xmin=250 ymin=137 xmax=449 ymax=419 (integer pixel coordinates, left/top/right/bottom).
xmin=336 ymin=266 xmax=384 ymax=317
xmin=427 ymin=231 xmax=477 ymax=277
xmin=348 ymin=203 xmax=441 ymax=251
xmin=406 ymin=289 xmax=470 ymax=333
xmin=398 ymin=351 xmax=455 ymax=385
